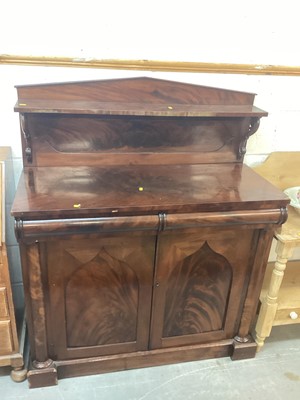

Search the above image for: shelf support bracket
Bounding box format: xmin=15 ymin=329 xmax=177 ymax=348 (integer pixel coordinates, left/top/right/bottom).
xmin=238 ymin=117 xmax=260 ymax=159
xmin=20 ymin=114 xmax=32 ymax=163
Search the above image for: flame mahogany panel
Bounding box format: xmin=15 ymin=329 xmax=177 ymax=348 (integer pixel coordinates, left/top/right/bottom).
xmin=150 ymin=227 xmax=257 ymax=349
xmin=46 ymin=232 xmax=156 ymax=359
xmin=24 ymin=114 xmax=250 ymax=166
xmin=163 ymin=242 xmax=232 ymax=337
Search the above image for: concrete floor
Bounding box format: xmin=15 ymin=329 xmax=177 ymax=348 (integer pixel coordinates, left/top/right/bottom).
xmin=1 ymin=324 xmax=300 ymax=400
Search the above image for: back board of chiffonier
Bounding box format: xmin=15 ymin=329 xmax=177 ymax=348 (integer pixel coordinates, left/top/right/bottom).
xmin=14 ymin=77 xmax=267 ymax=168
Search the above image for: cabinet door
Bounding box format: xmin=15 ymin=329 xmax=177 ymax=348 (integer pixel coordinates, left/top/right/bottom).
xmin=150 ymin=227 xmax=258 ymax=349
xmin=46 ymin=231 xmax=156 ymax=359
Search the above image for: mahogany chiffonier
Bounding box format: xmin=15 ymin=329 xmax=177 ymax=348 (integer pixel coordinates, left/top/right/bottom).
xmin=11 ymin=77 xmax=289 ymax=388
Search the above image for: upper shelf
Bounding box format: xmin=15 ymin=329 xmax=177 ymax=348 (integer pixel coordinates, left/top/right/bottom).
xmin=15 ymin=77 xmax=267 ymax=117
xmin=14 ymin=100 xmax=266 ymax=117
xmin=14 ymin=77 xmax=268 ymax=167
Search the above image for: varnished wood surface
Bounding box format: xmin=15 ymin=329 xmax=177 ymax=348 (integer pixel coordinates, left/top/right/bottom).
xmin=15 ymin=77 xmax=256 ymax=104
xmin=163 ymin=242 xmax=231 ymax=335
xmin=26 ymin=333 xmax=257 ymax=387
xmin=46 ymin=234 xmax=156 ymax=358
xmin=15 ymin=209 xmax=285 ymax=242
xmin=15 ymin=77 xmax=266 ymax=117
xmin=16 ymin=78 xmax=267 ymax=167
xmin=12 ymin=78 xmax=288 ymax=387
xmin=16 ymin=101 xmax=266 ymax=117
xmin=11 ymin=163 xmax=288 ymax=219
xmin=24 ymin=114 xmax=252 ymax=166
xmin=150 ymin=227 xmax=259 ymax=349
xmin=163 ymin=240 xmax=232 ymax=337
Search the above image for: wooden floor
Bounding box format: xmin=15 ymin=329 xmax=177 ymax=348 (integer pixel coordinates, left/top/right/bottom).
xmin=0 ymin=324 xmax=299 ymax=400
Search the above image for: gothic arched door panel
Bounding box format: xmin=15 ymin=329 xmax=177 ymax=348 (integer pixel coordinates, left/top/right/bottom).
xmin=150 ymin=227 xmax=258 ymax=349
xmin=46 ymin=231 xmax=156 ymax=360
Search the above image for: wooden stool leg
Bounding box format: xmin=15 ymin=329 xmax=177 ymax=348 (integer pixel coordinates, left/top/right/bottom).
xmin=11 ymin=366 xmax=28 ymax=382
xmin=255 ymin=240 xmax=294 ymax=351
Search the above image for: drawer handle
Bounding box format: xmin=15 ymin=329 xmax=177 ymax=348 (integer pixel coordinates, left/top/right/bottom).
xmin=289 ymin=311 xmax=298 ymax=320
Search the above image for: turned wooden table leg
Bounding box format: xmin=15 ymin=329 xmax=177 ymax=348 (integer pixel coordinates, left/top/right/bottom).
xmin=255 ymin=239 xmax=294 ymax=351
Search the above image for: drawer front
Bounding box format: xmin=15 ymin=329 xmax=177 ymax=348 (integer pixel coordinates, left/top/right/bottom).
xmin=0 ymin=287 xmax=9 ymax=317
xmin=274 ymin=307 xmax=300 ymax=326
xmin=0 ymin=320 xmax=13 ymax=354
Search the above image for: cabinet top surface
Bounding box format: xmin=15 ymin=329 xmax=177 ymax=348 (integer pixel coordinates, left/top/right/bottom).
xmin=11 ymin=163 xmax=288 ymax=219
xmin=15 ymin=77 xmax=266 ymax=117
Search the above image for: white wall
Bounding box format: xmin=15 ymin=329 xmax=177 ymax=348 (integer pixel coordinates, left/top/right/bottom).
xmin=2 ymin=64 xmax=300 ymax=162
xmin=2 ymin=0 xmax=300 ymax=160
xmin=1 ymin=0 xmax=300 ymax=309
xmin=2 ymin=1 xmax=300 ymax=65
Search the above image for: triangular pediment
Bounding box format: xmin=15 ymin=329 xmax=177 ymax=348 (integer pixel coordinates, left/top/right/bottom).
xmin=15 ymin=77 xmax=256 ymax=104
xmin=15 ymin=77 xmax=266 ymax=117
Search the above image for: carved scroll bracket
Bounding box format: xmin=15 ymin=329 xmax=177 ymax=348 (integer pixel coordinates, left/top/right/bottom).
xmin=248 ymin=117 xmax=261 ymax=137
xmin=238 ymin=117 xmax=260 ymax=159
xmin=20 ymin=113 xmax=32 ymax=163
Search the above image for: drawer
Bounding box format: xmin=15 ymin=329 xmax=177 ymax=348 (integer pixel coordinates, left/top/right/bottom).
xmin=274 ymin=307 xmax=300 ymax=326
xmin=0 ymin=287 xmax=9 ymax=317
xmin=0 ymin=320 xmax=13 ymax=354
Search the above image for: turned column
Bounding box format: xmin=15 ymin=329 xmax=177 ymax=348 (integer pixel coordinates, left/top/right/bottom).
xmin=255 ymin=239 xmax=295 ymax=351
xmin=26 ymin=242 xmax=53 ymax=368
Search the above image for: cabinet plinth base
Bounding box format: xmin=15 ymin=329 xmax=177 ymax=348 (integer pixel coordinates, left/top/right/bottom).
xmin=26 ymin=338 xmax=258 ymax=388
xmin=231 ymin=335 xmax=257 ymax=360
xmin=27 ymin=365 xmax=58 ymax=389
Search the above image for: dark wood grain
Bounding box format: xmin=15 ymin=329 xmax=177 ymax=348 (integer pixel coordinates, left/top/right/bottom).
xmin=65 ymin=250 xmax=139 ymax=346
xmin=150 ymin=227 xmax=257 ymax=349
xmin=25 ymin=114 xmax=244 ymax=165
xmin=46 ymin=233 xmax=156 ymax=359
xmin=15 ymin=76 xmax=257 ymax=105
xmin=20 ymin=112 xmax=260 ymax=166
xmin=12 ymin=77 xmax=289 ymax=387
xmin=11 ymin=163 xmax=288 ymax=220
xmin=163 ymin=242 xmax=232 ymax=336
xmin=15 ymin=77 xmax=266 ymax=166
xmin=16 ymin=101 xmax=266 ymax=117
